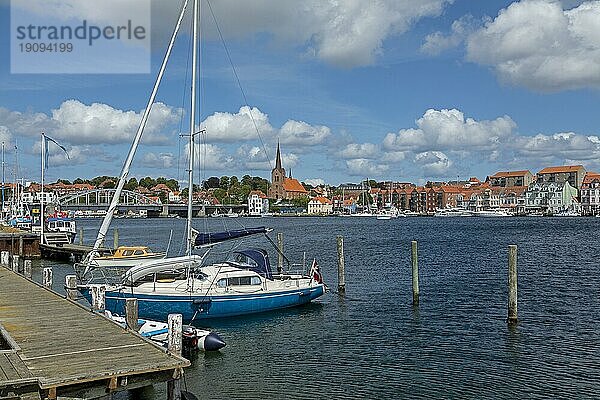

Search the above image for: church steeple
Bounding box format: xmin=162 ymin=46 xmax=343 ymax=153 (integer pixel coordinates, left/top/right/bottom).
xmin=275 ymin=140 xmax=282 ymax=170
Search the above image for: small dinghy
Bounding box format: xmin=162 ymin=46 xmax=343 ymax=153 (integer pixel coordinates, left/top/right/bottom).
xmin=106 ymin=312 xmax=226 ymax=352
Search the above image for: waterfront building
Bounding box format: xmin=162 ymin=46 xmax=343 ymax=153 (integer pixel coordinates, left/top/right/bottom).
xmin=307 ymin=196 xmax=333 ymax=214
xmin=580 ymin=172 xmax=600 ymax=215
xmin=536 ymin=165 xmax=587 ymax=189
xmin=525 ymin=181 xmax=579 ymax=214
xmin=168 ymin=191 xmax=182 ymax=203
xmin=247 ymin=190 xmax=269 ymax=216
xmin=268 ymin=142 xmax=308 ymax=200
xmin=488 ymin=170 xmax=534 ymax=187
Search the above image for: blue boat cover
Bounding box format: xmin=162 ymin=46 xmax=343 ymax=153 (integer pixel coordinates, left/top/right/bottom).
xmin=194 ymin=227 xmax=268 ymax=247
xmin=231 ymin=249 xmax=273 ymax=279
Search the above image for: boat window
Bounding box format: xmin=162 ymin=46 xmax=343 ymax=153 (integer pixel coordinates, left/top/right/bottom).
xmin=217 ymin=278 xmax=227 ymax=288
xmin=122 ymin=250 xmax=134 ymax=256
xmin=251 ymin=276 xmax=261 ymax=285
xmin=133 ymin=250 xmax=145 ymax=255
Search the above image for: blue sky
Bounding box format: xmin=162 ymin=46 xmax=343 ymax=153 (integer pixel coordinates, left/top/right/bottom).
xmin=1 ymin=0 xmax=600 ymax=186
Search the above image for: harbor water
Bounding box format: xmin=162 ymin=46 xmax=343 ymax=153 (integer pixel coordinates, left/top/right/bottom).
xmin=36 ymin=216 xmax=600 ymax=399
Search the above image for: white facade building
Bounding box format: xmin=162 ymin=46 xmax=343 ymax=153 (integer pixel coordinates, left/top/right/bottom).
xmin=248 ymin=191 xmax=269 ymax=216
xmin=307 ymin=197 xmax=333 ymax=214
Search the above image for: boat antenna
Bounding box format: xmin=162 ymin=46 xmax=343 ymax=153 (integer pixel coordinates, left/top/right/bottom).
xmin=83 ymin=0 xmax=191 ymax=273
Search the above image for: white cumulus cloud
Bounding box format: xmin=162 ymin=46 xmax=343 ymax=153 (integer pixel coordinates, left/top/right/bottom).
xmin=466 ymin=0 xmax=600 ymax=91
xmin=338 ymin=142 xmax=380 ymax=159
xmin=304 ymin=178 xmax=325 ymax=186
xmin=346 ymin=158 xmax=389 ymax=177
xmin=383 ymin=108 xmax=516 ymax=153
xmin=141 ymin=152 xmax=175 ymax=168
xmin=414 ymin=151 xmax=453 ymax=176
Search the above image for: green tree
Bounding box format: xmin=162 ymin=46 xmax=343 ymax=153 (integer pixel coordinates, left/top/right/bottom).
xmin=73 ymin=178 xmax=85 ymax=184
xmin=219 ymin=176 xmax=230 ymax=189
xmin=124 ymin=177 xmax=138 ymax=191
xmin=213 ymin=188 xmax=227 ymax=203
xmin=139 ymin=177 xmax=156 ymax=188
xmin=166 ymin=179 xmax=179 ymax=191
xmin=241 ymin=175 xmax=252 ymax=187
xmin=56 ymin=179 xmax=71 ymax=185
xmin=204 ymin=177 xmax=220 ymax=189
xmin=229 ymin=176 xmax=239 ymax=187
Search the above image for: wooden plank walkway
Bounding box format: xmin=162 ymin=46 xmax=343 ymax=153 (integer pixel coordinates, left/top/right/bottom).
xmin=0 ymin=267 xmax=189 ymax=399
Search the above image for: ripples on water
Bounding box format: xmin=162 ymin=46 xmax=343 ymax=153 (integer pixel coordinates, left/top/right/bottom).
xmin=37 ymin=217 xmax=600 ymax=399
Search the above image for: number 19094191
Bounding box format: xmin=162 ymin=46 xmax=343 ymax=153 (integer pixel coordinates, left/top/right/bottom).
xmin=19 ymin=42 xmax=73 ymax=53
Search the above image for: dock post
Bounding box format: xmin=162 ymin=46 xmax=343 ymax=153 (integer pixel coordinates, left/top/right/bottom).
xmin=125 ymin=298 xmax=139 ymax=331
xmin=0 ymin=251 xmax=9 ymax=265
xmin=11 ymin=255 xmax=19 ymax=273
xmin=508 ymin=245 xmax=518 ymax=324
xmin=277 ymin=232 xmax=284 ymax=274
xmin=43 ymin=267 xmax=53 ymax=289
xmin=18 ymin=236 xmax=23 ymax=257
xmin=411 ymin=240 xmax=419 ymax=305
xmin=23 ymin=260 xmax=32 ymax=278
xmin=65 ymin=275 xmax=78 ymax=300
xmin=167 ymin=314 xmax=183 ymax=400
xmin=79 ymin=228 xmax=83 ymax=245
xmin=113 ymin=229 xmax=119 ymax=249
xmin=91 ymin=285 xmax=106 ymax=311
xmin=337 ymin=235 xmax=346 ymax=294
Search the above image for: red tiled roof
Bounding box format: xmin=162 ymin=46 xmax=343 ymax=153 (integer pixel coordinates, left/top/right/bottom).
xmin=583 ymin=172 xmax=600 ymax=184
xmin=282 ymin=178 xmax=307 ymax=193
xmin=249 ymin=190 xmax=268 ymax=199
xmin=311 ymin=196 xmax=332 ymax=205
xmin=490 ymin=170 xmax=531 ymax=178
xmin=538 ymin=165 xmax=585 ymax=174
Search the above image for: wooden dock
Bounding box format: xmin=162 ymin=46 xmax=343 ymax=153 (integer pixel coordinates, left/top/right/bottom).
xmin=0 ymin=267 xmax=189 ymax=399
xmin=39 ymin=243 xmax=104 ymax=262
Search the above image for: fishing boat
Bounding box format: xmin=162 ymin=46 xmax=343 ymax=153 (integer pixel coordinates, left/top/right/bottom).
xmin=77 ymin=0 xmax=325 ymax=322
xmin=46 ymin=211 xmax=77 ymax=242
xmin=89 ymin=246 xmax=165 ymax=268
xmin=472 ymin=210 xmax=510 ymax=217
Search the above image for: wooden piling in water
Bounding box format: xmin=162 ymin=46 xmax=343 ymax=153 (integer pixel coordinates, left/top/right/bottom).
xmin=91 ymin=285 xmax=106 ymax=311
xmin=23 ymin=260 xmax=32 ymax=279
xmin=43 ymin=267 xmax=53 ymax=289
xmin=508 ymin=245 xmax=518 ymax=324
xmin=337 ymin=235 xmax=346 ymax=293
xmin=11 ymin=255 xmax=19 ymax=273
xmin=65 ymin=275 xmax=78 ymax=300
xmin=79 ymin=228 xmax=83 ymax=245
xmin=277 ymin=232 xmax=284 ymax=274
xmin=19 ymin=236 xmax=23 ymax=257
xmin=125 ymin=298 xmax=139 ymax=331
xmin=167 ymin=313 xmax=183 ymax=400
xmin=113 ymin=229 xmax=119 ymax=249
xmin=411 ymin=240 xmax=419 ymax=305
xmin=1 ymin=250 xmax=9 ymax=265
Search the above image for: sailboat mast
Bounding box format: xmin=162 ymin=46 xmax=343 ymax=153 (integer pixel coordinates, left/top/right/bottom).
xmin=1 ymin=142 xmax=4 ymax=220
xmin=86 ymin=0 xmax=190 ymax=258
xmin=186 ymin=0 xmax=199 ymax=256
xmin=40 ymin=133 xmax=45 ymax=240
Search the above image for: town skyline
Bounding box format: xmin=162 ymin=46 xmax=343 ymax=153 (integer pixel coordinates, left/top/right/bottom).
xmin=2 ymin=1 xmax=600 ymax=186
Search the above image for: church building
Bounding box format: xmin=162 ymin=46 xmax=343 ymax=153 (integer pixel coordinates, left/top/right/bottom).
xmin=268 ymin=142 xmax=308 ymax=200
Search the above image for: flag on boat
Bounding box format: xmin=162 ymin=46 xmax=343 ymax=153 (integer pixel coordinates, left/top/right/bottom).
xmin=43 ymin=134 xmax=70 ymax=168
xmin=309 ymin=258 xmax=323 ymax=283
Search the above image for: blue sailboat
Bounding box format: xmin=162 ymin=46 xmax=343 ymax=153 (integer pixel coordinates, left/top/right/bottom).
xmin=79 ymin=227 xmax=325 ymax=322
